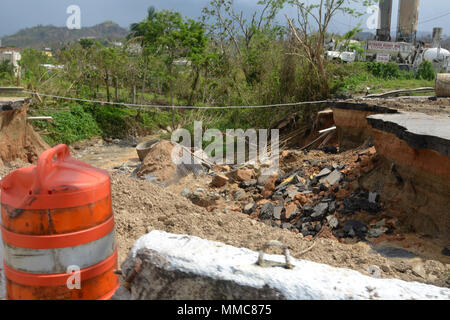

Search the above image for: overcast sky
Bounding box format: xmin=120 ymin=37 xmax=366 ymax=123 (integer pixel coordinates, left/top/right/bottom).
xmin=1 ymin=0 xmax=450 ymax=37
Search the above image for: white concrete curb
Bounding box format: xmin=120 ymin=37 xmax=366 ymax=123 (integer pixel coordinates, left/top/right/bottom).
xmin=127 ymin=231 xmax=450 ymax=300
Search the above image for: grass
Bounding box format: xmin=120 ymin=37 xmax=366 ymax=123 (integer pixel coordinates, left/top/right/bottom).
xmin=336 ymin=62 xmax=435 ymax=96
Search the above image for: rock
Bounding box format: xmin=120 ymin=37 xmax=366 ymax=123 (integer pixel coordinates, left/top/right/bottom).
xmin=239 ymin=179 xmax=257 ymax=188
xmin=286 ymin=185 xmax=298 ymax=200
xmin=295 ymin=193 xmax=308 ymax=205
xmin=243 ymin=202 xmax=256 ymax=214
xmin=233 ymin=189 xmax=247 ymax=201
xmin=211 ymin=174 xmax=229 ymax=187
xmin=213 ymin=164 xmax=231 ymax=172
xmin=188 ymin=191 xmax=220 ymax=208
xmin=411 ymin=263 xmax=427 ymax=279
xmin=375 ymin=219 xmax=386 ymax=228
xmin=442 ymin=247 xmax=450 ymax=257
xmin=328 ymin=201 xmax=336 ymax=214
xmin=314 ymin=223 xmax=322 ymax=232
xmin=340 ymin=196 xmax=381 ymax=215
xmin=348 ymin=228 xmax=356 ymax=237
xmin=257 ymin=174 xmax=270 ymax=186
xmin=302 ymin=204 xmax=314 ymax=216
xmin=311 ymin=202 xmax=329 ymax=220
xmin=368 ymin=227 xmax=388 ymax=238
xmin=181 ymin=189 xmax=191 ymax=197
xmin=343 ymin=220 xmax=368 ymax=239
xmin=327 ymin=216 xmax=339 ymax=229
xmin=235 ymin=168 xmax=254 ymax=182
xmin=281 ymin=223 xmax=292 ymax=230
xmin=319 ymin=170 xmax=342 ymax=186
xmin=262 ymin=173 xmax=278 ymax=198
xmin=316 ymin=168 xmax=332 ymax=178
xmin=282 ymin=203 xmax=298 ymax=221
xmin=368 ymin=192 xmax=378 ymax=204
xmin=273 ymin=205 xmax=284 ymax=220
xmin=260 ymin=202 xmax=275 ymax=220
xmin=272 ymin=193 xmax=284 ymax=201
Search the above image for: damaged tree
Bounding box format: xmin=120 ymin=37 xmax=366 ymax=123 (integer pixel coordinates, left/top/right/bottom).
xmin=285 ymin=0 xmax=375 ymax=97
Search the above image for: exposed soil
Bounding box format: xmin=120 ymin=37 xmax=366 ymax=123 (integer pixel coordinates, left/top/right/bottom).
xmin=110 ymin=170 xmax=449 ymax=288
xmin=58 ymin=135 xmax=449 ymax=289
xmin=0 ymin=100 xmax=49 ymax=166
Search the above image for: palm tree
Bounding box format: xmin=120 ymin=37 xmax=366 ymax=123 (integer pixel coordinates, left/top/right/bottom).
xmin=128 ymin=6 xmax=157 ymax=44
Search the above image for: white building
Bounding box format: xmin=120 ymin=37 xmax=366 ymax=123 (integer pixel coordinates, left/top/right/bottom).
xmin=0 ymin=47 xmax=22 ymax=77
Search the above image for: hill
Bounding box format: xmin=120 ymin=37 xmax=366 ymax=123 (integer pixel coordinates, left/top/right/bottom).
xmin=0 ymin=21 xmax=128 ymax=49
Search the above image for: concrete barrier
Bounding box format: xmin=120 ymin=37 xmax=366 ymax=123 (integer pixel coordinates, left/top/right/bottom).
xmin=117 ymin=231 xmax=450 ymax=300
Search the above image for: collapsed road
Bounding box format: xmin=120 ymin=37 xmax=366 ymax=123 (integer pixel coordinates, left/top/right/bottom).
xmin=0 ymin=96 xmax=449 ymax=300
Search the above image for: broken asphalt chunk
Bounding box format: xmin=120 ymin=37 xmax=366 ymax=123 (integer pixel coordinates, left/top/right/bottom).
xmin=311 ymin=202 xmax=329 ymax=220
xmin=260 ymin=202 xmax=275 ymax=220
xmin=319 ymin=169 xmax=342 ymax=186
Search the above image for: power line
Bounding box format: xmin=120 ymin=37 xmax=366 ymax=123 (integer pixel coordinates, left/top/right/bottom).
xmin=418 ymin=10 xmax=450 ymax=25
xmin=23 ymin=90 xmax=329 ymax=110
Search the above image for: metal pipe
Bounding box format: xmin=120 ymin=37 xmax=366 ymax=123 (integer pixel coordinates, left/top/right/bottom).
xmin=432 ymin=27 xmax=443 ymax=48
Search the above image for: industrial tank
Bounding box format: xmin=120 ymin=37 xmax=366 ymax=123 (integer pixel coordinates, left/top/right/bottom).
xmin=423 ymin=48 xmax=450 ymax=62
xmin=396 ymin=0 xmax=420 ymax=43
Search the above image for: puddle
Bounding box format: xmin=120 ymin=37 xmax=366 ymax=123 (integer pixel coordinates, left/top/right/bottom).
xmin=370 ymin=246 xmax=418 ymax=259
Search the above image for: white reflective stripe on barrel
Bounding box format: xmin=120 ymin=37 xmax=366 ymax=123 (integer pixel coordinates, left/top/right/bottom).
xmin=3 ymin=230 xmax=115 ymax=274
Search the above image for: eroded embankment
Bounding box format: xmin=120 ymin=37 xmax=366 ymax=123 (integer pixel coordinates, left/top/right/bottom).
xmin=0 ymin=98 xmax=49 ymax=166
xmin=361 ymin=113 xmax=450 ymax=245
xmin=331 ymin=102 xmax=397 ymax=150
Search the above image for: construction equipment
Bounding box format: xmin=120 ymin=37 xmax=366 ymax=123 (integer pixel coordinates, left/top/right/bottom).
xmin=0 ymin=144 xmax=119 ymax=300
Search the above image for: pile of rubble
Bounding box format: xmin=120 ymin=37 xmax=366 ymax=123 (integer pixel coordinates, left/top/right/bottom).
xmin=179 ymin=147 xmax=399 ymax=243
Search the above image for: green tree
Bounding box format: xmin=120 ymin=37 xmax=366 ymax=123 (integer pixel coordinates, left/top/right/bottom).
xmin=131 ymin=8 xmax=209 ymax=126
xmin=285 ymin=0 xmax=377 ymax=97
xmin=203 ymin=0 xmax=285 ymax=84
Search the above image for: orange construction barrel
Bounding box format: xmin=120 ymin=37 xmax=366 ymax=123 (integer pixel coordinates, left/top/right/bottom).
xmin=0 ymin=144 xmax=119 ymax=300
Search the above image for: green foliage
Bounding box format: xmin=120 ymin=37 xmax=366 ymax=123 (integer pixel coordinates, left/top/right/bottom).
xmin=366 ymin=62 xmax=400 ymax=79
xmin=22 ymin=1 xmax=434 ymax=146
xmin=19 ymin=48 xmax=53 ymax=86
xmin=33 ymin=104 xmax=101 ymax=145
xmin=416 ymin=61 xmax=436 ymax=81
xmin=334 ymin=62 xmax=433 ymax=95
xmin=0 ymin=60 xmax=14 ymax=79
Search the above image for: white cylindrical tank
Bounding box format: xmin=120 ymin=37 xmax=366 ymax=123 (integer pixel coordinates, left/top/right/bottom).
xmin=423 ymin=48 xmax=450 ymax=61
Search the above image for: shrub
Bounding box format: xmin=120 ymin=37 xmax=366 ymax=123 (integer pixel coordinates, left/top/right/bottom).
xmin=366 ymin=62 xmax=400 ymax=79
xmin=34 ymin=104 xmax=101 ymax=145
xmin=0 ymin=60 xmax=14 ymax=78
xmin=416 ymin=61 xmax=436 ymax=81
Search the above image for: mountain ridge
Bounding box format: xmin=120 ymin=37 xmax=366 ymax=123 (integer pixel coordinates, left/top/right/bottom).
xmin=0 ymin=21 xmax=129 ymax=49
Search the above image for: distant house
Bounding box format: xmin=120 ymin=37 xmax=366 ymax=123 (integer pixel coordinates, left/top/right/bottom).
xmin=0 ymin=47 xmax=21 ymax=77
xmin=43 ymin=48 xmax=53 ymax=57
xmin=173 ymin=58 xmax=191 ymax=67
